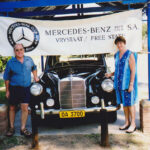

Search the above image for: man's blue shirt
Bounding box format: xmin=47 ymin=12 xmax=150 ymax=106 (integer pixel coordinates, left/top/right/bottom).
xmin=3 ymin=56 xmax=37 ymax=87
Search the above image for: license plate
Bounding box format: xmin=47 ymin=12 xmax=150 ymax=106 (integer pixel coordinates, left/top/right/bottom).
xmin=59 ymin=110 xmax=85 ymax=118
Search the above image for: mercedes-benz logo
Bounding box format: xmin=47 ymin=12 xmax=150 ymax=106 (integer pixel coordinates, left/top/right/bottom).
xmin=16 ymin=28 xmax=32 ymax=43
xmin=7 ymin=22 xmax=40 ymax=52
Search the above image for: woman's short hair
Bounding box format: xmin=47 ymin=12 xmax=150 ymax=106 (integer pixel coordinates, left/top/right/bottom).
xmin=114 ymin=36 xmax=126 ymax=45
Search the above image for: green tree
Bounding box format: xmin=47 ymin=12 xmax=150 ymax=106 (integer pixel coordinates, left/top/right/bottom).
xmin=0 ymin=56 xmax=11 ymax=72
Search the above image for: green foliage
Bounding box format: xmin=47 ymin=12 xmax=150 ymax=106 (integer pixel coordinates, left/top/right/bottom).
xmin=0 ymin=56 xmax=11 ymax=72
xmin=0 ymin=79 xmax=6 ymax=104
xmin=0 ymin=90 xmax=7 ymax=104
xmin=0 ymin=79 xmax=5 ymax=87
xmin=142 ymin=23 xmax=147 ymax=38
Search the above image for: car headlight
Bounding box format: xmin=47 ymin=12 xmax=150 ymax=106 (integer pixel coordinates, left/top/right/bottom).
xmin=46 ymin=98 xmax=55 ymax=107
xmin=30 ymin=83 xmax=43 ymax=96
xmin=101 ymin=79 xmax=114 ymax=92
xmin=108 ymin=101 xmax=112 ymax=105
xmin=91 ymin=96 xmax=100 ymax=104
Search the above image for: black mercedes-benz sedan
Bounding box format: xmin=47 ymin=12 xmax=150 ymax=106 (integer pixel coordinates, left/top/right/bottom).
xmin=30 ymin=55 xmax=119 ymax=122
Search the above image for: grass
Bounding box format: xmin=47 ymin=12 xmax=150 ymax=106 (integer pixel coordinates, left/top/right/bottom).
xmin=0 ymin=136 xmax=30 ymax=150
xmin=0 ymin=79 xmax=7 ymax=104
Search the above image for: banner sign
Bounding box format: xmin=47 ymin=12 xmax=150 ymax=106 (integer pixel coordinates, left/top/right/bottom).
xmin=0 ymin=9 xmax=142 ymax=56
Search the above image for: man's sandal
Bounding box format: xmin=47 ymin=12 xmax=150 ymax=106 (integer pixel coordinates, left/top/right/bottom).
xmin=5 ymin=128 xmax=15 ymax=137
xmin=20 ymin=128 xmax=32 ymax=137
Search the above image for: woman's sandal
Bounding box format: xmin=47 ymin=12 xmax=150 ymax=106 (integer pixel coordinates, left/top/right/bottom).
xmin=5 ymin=128 xmax=15 ymax=137
xmin=126 ymin=126 xmax=136 ymax=133
xmin=119 ymin=124 xmax=130 ymax=130
xmin=20 ymin=128 xmax=32 ymax=137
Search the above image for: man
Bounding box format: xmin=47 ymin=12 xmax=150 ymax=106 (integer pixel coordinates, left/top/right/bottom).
xmin=3 ymin=43 xmax=39 ymax=137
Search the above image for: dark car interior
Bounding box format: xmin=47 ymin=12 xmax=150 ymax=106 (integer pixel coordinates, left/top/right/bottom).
xmin=45 ymin=55 xmax=107 ymax=78
xmin=45 ymin=55 xmax=106 ymax=69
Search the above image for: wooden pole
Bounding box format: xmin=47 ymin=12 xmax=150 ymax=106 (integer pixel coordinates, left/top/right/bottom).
xmin=100 ymin=109 xmax=109 ymax=147
xmin=31 ymin=108 xmax=39 ymax=149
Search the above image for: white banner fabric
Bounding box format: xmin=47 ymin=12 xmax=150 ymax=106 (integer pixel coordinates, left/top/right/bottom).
xmin=0 ymin=9 xmax=142 ymax=56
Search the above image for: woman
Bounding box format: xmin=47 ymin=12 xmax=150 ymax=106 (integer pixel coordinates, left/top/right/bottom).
xmin=105 ymin=36 xmax=138 ymax=133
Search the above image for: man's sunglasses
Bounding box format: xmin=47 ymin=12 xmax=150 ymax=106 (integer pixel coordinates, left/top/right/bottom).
xmin=15 ymin=49 xmax=24 ymax=52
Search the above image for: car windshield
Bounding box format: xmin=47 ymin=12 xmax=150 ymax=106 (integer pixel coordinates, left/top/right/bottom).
xmin=59 ymin=55 xmax=98 ymax=61
xmin=45 ymin=54 xmax=105 ymax=71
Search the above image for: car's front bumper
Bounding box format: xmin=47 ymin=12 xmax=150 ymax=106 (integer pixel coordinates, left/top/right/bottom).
xmin=35 ymin=102 xmax=120 ymax=119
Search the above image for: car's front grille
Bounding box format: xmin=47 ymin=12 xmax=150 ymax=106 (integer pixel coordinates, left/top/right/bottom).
xmin=59 ymin=76 xmax=86 ymax=109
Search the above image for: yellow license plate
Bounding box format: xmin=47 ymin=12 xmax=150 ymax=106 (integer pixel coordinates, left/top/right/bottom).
xmin=59 ymin=110 xmax=85 ymax=118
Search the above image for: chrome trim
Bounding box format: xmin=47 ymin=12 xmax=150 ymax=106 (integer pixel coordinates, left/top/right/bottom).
xmin=40 ymin=102 xmax=45 ymax=119
xmin=101 ymin=99 xmax=105 ymax=109
xmin=59 ymin=76 xmax=86 ymax=109
xmin=35 ymin=105 xmax=120 ymax=116
xmin=58 ymin=78 xmax=61 ymax=106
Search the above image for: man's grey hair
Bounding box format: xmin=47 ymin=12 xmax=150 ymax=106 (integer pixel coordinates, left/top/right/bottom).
xmin=13 ymin=43 xmax=24 ymax=50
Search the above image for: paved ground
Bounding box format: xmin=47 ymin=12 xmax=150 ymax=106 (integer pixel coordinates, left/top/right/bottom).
xmin=14 ymin=103 xmax=141 ymax=136
xmin=11 ymin=54 xmax=149 ymax=136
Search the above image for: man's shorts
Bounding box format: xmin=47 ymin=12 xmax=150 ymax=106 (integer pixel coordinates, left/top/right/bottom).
xmin=9 ymin=85 xmax=31 ymax=106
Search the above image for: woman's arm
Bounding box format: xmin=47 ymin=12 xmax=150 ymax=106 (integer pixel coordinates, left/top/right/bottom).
xmin=128 ymin=53 xmax=135 ymax=92
xmin=105 ymin=72 xmax=114 ymax=78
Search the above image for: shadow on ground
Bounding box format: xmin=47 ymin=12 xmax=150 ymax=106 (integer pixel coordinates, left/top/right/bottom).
xmin=0 ymin=133 xmax=150 ymax=150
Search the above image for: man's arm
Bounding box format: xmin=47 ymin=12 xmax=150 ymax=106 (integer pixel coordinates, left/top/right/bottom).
xmin=3 ymin=61 xmax=11 ymax=99
xmin=128 ymin=53 xmax=135 ymax=92
xmin=32 ymin=70 xmax=39 ymax=82
xmin=5 ymin=80 xmax=10 ymax=99
xmin=30 ymin=57 xmax=39 ymax=82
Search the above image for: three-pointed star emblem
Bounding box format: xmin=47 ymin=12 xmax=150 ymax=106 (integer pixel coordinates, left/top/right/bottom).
xmin=16 ymin=28 xmax=32 ymax=42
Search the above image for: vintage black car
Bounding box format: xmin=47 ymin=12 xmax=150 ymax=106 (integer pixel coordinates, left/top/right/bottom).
xmin=30 ymin=55 xmax=119 ymax=122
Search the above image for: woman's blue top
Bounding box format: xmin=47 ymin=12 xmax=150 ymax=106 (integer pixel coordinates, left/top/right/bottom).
xmin=114 ymin=50 xmax=138 ymax=101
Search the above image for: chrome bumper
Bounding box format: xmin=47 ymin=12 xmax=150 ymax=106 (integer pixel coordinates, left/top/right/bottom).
xmin=36 ymin=101 xmax=120 ymax=119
